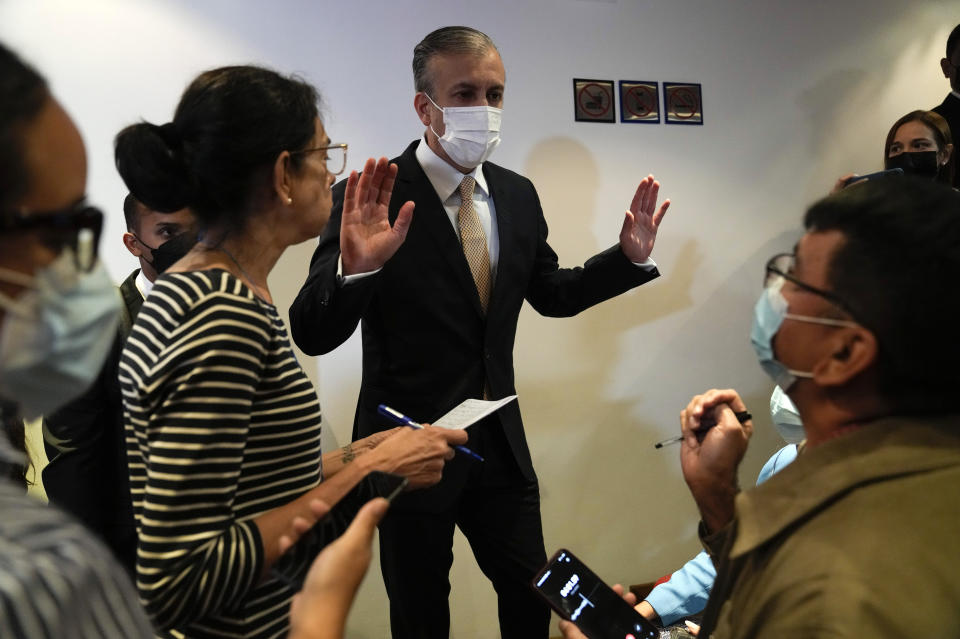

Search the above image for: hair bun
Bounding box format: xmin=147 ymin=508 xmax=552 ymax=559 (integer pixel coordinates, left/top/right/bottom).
xmin=157 ymin=122 xmax=182 ymax=151
xmin=115 ymin=120 xmax=194 ymax=212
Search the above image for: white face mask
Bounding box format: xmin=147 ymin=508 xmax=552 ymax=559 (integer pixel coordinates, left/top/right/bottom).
xmin=425 ymin=93 xmax=502 ymax=169
xmin=769 ymin=385 xmax=805 ymax=444
xmin=0 ymin=243 xmax=121 ymax=420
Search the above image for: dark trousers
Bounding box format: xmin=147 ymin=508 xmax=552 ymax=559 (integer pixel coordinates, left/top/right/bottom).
xmin=378 ymin=417 xmax=550 ymax=638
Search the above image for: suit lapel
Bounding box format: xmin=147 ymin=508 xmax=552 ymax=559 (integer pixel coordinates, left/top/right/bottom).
xmin=485 ymin=163 xmax=512 ymax=316
xmin=395 ymin=143 xmax=486 ymax=316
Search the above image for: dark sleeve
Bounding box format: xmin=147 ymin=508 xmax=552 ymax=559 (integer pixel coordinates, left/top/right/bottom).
xmin=522 ymin=181 xmax=660 ymax=317
xmin=42 ymin=335 xmax=120 ymax=529
xmin=288 ymin=178 xmax=380 ymax=356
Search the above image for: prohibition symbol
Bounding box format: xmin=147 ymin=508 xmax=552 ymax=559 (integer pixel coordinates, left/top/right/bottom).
xmin=669 ymin=88 xmax=698 ymax=119
xmin=578 ymin=83 xmax=611 ymax=116
xmin=626 ymin=85 xmax=656 ymax=118
xmin=663 ymin=82 xmax=703 ymax=125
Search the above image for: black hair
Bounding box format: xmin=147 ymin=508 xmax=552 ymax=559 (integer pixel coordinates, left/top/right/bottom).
xmin=122 ymin=192 xmax=143 ymax=232
xmin=115 ymin=65 xmax=320 ymax=231
xmin=0 ymin=42 xmax=49 ymax=211
xmin=412 ymin=26 xmax=498 ymax=95
xmin=947 ymin=23 xmax=960 ymax=60
xmin=804 ymin=177 xmax=960 ymax=413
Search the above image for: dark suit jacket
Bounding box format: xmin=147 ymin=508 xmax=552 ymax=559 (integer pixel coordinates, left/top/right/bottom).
xmin=289 ymin=141 xmax=658 ymax=481
xmin=43 ymin=269 xmax=143 ymax=572
xmin=933 ymin=92 xmax=960 ymax=187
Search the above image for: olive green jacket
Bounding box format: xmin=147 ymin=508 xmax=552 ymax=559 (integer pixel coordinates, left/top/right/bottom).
xmin=699 ymin=415 xmax=960 ymax=638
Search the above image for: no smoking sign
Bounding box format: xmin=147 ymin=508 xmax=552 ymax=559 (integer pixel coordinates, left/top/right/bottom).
xmin=619 ymin=81 xmax=659 ymax=124
xmin=573 ymin=78 xmax=615 ymax=123
xmin=663 ymin=82 xmax=703 ymax=125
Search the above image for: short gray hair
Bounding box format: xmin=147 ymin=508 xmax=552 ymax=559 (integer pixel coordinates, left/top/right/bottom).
xmin=412 ymin=26 xmax=498 ymax=95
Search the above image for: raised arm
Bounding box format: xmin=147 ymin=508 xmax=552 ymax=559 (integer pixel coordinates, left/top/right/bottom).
xmin=289 ymin=157 xmax=413 ymax=356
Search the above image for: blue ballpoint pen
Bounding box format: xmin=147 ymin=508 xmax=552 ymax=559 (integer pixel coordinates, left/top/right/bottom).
xmin=377 ymin=404 xmax=484 ymax=462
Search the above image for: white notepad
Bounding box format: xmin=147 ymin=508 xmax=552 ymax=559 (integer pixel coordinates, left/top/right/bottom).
xmin=432 ymin=395 xmax=518 ymax=430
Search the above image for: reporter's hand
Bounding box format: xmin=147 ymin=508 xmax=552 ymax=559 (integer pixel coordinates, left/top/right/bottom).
xmin=831 ymin=173 xmax=858 ymax=195
xmin=365 ymin=425 xmax=468 ymax=489
xmin=288 ymin=497 xmax=389 ymax=639
xmin=557 ymin=584 xmax=637 ymax=639
xmin=278 ymin=498 xmax=331 ymax=556
xmin=679 ymin=388 xmax=752 ymax=533
xmin=352 ymin=427 xmax=402 ymax=454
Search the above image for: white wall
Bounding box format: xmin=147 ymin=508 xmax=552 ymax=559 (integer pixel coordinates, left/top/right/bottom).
xmin=4 ymin=1 xmax=957 ymax=636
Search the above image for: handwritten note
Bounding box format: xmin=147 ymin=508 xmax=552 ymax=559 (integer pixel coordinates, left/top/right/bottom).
xmin=432 ymin=395 xmax=518 ymax=430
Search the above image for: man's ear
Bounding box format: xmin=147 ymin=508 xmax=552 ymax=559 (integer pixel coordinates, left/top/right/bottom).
xmin=942 ymin=57 xmax=952 ymax=79
xmin=122 ymin=232 xmax=142 ymax=258
xmin=812 ymin=327 xmax=878 ymax=387
xmin=272 ymin=151 xmax=294 ymax=205
xmin=414 ymin=93 xmax=433 ymax=127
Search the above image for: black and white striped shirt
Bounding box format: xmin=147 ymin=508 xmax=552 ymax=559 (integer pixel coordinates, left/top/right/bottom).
xmin=0 ymin=479 xmax=154 ymax=638
xmin=119 ymin=270 xmax=324 ymax=638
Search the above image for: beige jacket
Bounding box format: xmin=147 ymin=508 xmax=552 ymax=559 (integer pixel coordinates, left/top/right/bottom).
xmin=699 ymin=415 xmax=960 ymax=638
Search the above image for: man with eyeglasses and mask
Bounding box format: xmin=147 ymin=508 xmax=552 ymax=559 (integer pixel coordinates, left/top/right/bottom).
xmin=0 ymin=42 xmax=153 ymax=637
xmin=42 ymin=193 xmax=196 ymax=574
xmin=291 ymin=25 xmax=671 ymax=639
xmin=563 ymin=177 xmax=960 ymax=639
xmin=934 ymin=23 xmax=960 ymax=188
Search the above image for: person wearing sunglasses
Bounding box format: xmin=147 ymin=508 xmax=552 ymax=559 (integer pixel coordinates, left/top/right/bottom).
xmin=114 ymin=64 xmax=468 ymax=637
xmin=0 ymin=42 xmax=153 ymax=638
xmin=42 ymin=194 xmax=198 ymax=574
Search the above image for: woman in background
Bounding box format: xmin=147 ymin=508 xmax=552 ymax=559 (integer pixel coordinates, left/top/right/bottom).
xmin=834 ymin=109 xmax=954 ymax=192
xmin=115 ymin=65 xmax=466 ymax=637
xmin=883 ymin=109 xmax=954 ymax=185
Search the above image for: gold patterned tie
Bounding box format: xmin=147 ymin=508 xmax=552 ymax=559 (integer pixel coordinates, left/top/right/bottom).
xmin=457 ymin=176 xmax=491 ymax=311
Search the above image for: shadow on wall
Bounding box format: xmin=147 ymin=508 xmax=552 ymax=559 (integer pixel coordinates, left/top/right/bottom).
xmin=510 ymin=137 xmax=703 ymax=567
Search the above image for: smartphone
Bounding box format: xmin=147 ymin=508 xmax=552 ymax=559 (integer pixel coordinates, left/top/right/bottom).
xmin=270 ymin=471 xmax=408 ymax=588
xmin=532 ymin=549 xmax=659 ymax=639
xmin=842 ymin=167 xmax=904 ymax=186
xmin=364 ymin=470 xmax=408 ymax=503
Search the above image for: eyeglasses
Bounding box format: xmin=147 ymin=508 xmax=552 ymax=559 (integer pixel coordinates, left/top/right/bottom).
xmin=291 ymin=143 xmax=348 ymax=176
xmin=0 ymin=203 xmax=103 ymax=272
xmin=764 ymin=253 xmax=858 ymax=318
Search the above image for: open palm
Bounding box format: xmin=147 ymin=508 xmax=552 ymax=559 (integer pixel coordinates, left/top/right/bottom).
xmin=619 ymin=174 xmax=670 ymax=263
xmin=340 ymin=157 xmax=414 ymax=275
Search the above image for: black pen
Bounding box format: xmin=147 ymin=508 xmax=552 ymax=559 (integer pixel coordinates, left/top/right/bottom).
xmin=378 ymin=404 xmax=484 ymax=461
xmin=654 ymin=410 xmax=752 ymax=449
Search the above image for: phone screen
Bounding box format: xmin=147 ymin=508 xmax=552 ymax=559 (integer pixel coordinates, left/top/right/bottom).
xmin=533 ymin=549 xmax=659 ymax=639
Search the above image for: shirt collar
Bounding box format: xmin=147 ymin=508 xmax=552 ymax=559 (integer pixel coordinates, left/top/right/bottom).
xmin=135 ymin=269 xmax=153 ymax=299
xmin=952 ymin=89 xmax=960 ymax=101
xmin=414 ymin=137 xmax=490 ymax=202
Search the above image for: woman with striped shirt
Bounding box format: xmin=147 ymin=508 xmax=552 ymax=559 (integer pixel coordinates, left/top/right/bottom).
xmin=114 ymin=65 xmax=467 ymax=638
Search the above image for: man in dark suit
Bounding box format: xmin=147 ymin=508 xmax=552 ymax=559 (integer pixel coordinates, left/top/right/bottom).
xmin=43 ymin=195 xmax=195 ymax=572
xmin=289 ymin=26 xmax=670 ymax=638
xmin=934 ymin=23 xmax=960 ymax=188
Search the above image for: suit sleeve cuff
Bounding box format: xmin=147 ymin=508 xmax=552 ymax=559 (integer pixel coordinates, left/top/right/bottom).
xmin=338 ymin=253 xmax=382 ymax=286
xmin=630 ymin=256 xmax=658 ymax=271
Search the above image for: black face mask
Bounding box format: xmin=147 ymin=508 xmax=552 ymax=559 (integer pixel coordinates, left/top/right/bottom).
xmin=150 ymin=232 xmax=198 ymax=273
xmin=885 ymin=151 xmax=941 ymax=179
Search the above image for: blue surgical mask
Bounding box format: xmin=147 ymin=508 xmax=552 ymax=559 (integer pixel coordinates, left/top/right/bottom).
xmin=0 ymin=244 xmax=120 ymax=419
xmin=769 ymin=385 xmax=805 ymax=444
xmin=750 ymin=281 xmax=856 ymax=391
